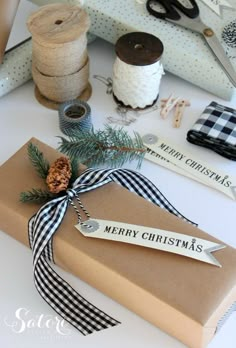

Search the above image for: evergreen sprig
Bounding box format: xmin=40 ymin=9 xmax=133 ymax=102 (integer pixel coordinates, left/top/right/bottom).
xmin=20 ymin=188 xmax=56 ymax=204
xmin=28 ymin=142 xmax=50 ymax=179
xmin=58 ymin=125 xmax=147 ymax=168
xmin=21 ymin=143 xmax=80 ymax=204
xmin=70 ymin=156 xmax=80 ymax=184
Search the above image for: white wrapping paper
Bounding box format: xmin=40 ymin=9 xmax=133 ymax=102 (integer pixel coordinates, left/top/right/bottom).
xmin=0 ymin=39 xmax=32 ymax=98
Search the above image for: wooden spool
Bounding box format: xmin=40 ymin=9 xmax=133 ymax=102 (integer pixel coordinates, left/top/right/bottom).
xmin=115 ymin=31 xmax=164 ymax=66
xmin=113 ymin=32 xmax=164 ymax=109
xmin=27 ymin=3 xmax=91 ymax=109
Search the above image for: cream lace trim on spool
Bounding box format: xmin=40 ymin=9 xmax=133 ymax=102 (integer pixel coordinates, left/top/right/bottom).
xmin=113 ymin=57 xmax=164 ymax=109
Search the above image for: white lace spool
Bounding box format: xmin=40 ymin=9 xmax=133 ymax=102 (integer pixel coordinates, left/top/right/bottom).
xmin=112 ymin=32 xmax=164 ymax=109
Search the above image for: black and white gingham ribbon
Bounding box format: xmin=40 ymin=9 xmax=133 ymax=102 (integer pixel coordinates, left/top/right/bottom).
xmin=187 ymin=101 xmax=236 ymax=160
xmin=28 ymin=168 xmax=195 ymax=336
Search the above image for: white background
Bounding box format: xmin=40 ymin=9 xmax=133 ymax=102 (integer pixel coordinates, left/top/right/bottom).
xmin=0 ymin=1 xmax=235 ymax=347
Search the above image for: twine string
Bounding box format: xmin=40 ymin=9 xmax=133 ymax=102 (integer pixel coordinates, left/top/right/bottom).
xmin=32 ymin=33 xmax=88 ymax=77
xmin=69 ymin=193 xmax=91 ymax=228
xmin=27 ymin=4 xmax=90 ymax=103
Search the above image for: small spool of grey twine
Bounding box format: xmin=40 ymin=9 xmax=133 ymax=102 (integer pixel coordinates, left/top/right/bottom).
xmin=58 ymin=99 xmax=92 ymax=135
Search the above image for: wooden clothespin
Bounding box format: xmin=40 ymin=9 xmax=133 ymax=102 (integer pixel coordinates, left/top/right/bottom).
xmin=160 ymin=95 xmax=180 ymax=119
xmin=173 ymin=99 xmax=190 ymax=128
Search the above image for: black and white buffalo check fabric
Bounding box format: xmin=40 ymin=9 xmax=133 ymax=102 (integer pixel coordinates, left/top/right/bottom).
xmin=187 ymin=101 xmax=236 ymax=160
xmin=28 ymin=167 xmax=195 ymax=336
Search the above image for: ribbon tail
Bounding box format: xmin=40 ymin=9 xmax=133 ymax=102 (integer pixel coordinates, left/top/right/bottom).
xmin=29 ymin=216 xmax=54 ymax=262
xmin=34 ymin=256 xmax=120 ymax=335
xmin=32 ymin=198 xmax=68 ymax=267
xmin=30 ymin=194 xmax=120 ymax=335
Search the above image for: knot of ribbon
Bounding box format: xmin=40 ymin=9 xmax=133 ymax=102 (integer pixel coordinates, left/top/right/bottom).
xmin=66 ymin=188 xmax=77 ymax=199
xmin=28 ymin=167 xmax=195 ymax=335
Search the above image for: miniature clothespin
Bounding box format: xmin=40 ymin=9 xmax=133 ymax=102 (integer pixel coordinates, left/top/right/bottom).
xmin=160 ymin=95 xmax=180 ymax=119
xmin=160 ymin=95 xmax=190 ymax=127
xmin=173 ymin=99 xmax=190 ymax=128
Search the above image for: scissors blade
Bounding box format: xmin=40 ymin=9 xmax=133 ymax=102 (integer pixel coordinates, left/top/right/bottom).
xmin=204 ymin=34 xmax=236 ymax=87
xmin=163 ymin=7 xmax=236 ymax=87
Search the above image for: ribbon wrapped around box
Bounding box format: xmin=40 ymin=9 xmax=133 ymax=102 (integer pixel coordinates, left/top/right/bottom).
xmin=0 ymin=138 xmax=236 ymax=348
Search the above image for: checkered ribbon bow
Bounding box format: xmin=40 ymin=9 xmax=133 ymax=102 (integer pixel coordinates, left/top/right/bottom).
xmin=187 ymin=102 xmax=236 ymax=160
xmin=28 ymin=167 xmax=195 ymax=335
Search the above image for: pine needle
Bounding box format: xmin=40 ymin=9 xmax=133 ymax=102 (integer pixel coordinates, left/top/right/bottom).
xmin=20 ymin=188 xmax=56 ymax=204
xmin=57 ymin=125 xmax=146 ymax=168
xmin=28 ymin=142 xmax=50 ymax=179
xmin=69 ymin=155 xmax=80 ymax=184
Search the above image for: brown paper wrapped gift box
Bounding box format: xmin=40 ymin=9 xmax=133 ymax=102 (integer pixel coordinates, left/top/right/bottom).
xmin=0 ymin=138 xmax=236 ymax=348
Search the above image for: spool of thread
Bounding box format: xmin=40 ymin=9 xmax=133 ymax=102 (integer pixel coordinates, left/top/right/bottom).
xmin=58 ymin=99 xmax=92 ymax=135
xmin=112 ymin=32 xmax=164 ymax=109
xmin=27 ymin=3 xmax=91 ymax=109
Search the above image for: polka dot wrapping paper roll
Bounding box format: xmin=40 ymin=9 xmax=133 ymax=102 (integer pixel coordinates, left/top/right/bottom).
xmin=0 ymin=39 xmax=32 ymax=98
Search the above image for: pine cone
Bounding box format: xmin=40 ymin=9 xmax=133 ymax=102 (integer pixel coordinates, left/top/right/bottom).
xmin=46 ymin=157 xmax=72 ymax=194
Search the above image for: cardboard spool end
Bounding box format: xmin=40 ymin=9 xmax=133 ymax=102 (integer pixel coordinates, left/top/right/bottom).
xmin=34 ymin=83 xmax=92 ymax=110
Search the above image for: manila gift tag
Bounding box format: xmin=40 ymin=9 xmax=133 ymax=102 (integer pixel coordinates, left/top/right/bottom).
xmin=200 ymin=0 xmax=235 ymax=16
xmin=76 ymin=219 xmax=225 ymax=267
xmin=142 ymin=134 xmax=236 ymax=200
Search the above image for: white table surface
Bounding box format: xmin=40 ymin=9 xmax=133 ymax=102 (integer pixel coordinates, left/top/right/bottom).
xmin=0 ymin=1 xmax=236 ymax=347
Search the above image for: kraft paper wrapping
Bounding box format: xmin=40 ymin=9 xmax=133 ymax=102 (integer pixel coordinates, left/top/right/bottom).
xmin=0 ymin=138 xmax=236 ymax=348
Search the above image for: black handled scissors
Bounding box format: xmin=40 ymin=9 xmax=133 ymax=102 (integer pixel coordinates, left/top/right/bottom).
xmin=147 ymin=0 xmax=199 ymax=20
xmin=146 ymin=0 xmax=236 ymax=87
